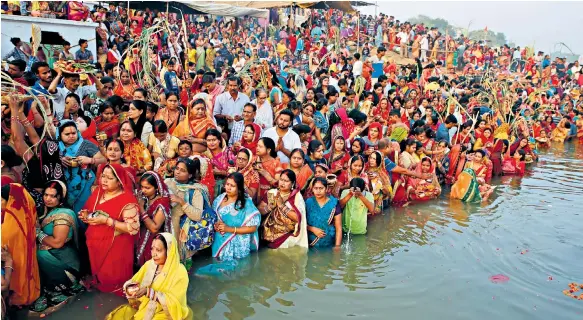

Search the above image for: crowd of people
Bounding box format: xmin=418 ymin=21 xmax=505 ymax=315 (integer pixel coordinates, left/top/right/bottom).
xmin=2 ymin=3 xmax=583 ymax=320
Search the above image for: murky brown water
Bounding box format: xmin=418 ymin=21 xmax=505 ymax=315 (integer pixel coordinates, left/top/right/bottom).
xmin=49 ymin=142 xmax=583 ymax=319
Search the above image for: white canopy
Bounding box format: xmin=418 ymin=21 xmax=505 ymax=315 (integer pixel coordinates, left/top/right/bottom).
xmin=183 ymin=1 xmax=269 ymax=19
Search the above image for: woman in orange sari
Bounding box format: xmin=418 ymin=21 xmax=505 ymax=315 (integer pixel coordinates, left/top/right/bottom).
xmin=118 ymin=121 xmax=152 ymax=175
xmin=1 ymin=184 xmax=41 ymax=310
xmin=113 ymin=70 xmax=137 ymax=105
xmin=80 ymin=164 xmax=140 ymax=295
xmin=255 ymin=137 xmax=283 ymax=202
xmin=173 ymin=97 xmax=216 ymax=155
xmin=285 ymin=149 xmax=314 ymax=193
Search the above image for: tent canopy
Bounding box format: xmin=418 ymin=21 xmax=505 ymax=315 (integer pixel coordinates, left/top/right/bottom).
xmin=226 ymin=1 xmax=357 ymax=13
xmin=108 ymin=1 xmax=269 ymax=18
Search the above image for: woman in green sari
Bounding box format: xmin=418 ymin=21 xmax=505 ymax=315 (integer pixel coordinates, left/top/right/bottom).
xmin=32 ymin=180 xmax=83 ymax=313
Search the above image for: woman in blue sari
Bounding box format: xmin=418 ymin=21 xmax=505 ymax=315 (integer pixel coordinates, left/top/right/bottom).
xmin=305 ymin=177 xmax=342 ymax=248
xmin=32 ymin=180 xmax=83 ymax=313
xmin=57 ymin=120 xmax=105 ymax=213
xmin=212 ymin=172 xmax=261 ymax=260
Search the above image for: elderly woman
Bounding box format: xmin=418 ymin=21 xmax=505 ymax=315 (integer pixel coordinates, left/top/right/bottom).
xmin=80 ymin=164 xmax=140 ymax=295
xmin=173 ymin=97 xmax=216 ymax=155
xmin=57 ymin=120 xmax=106 ymax=212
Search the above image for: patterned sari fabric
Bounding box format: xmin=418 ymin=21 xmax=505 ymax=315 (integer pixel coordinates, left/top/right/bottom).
xmin=262 ymin=189 xmax=308 ymax=249
xmin=123 ymin=138 xmax=153 ymax=173
xmin=172 ymin=102 xmax=216 ymax=140
xmin=165 ymin=179 xmax=217 ymax=263
xmin=450 ymin=168 xmax=482 ymax=202
xmin=305 ymin=196 xmax=340 ymax=247
xmin=135 ymin=172 xmax=172 ymax=268
xmin=257 ymin=157 xmax=283 ymax=202
xmin=208 ymin=146 xmax=236 ymax=197
xmin=211 ymin=195 xmax=260 ymax=260
xmin=407 ymin=157 xmax=442 ymax=202
xmin=22 ymin=139 xmax=65 ymax=213
xmin=1 ymin=184 xmax=41 ymax=306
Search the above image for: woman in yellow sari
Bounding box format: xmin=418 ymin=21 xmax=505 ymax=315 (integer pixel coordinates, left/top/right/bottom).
xmin=173 ymin=97 xmax=216 ymax=155
xmin=106 ymin=233 xmax=191 ymax=320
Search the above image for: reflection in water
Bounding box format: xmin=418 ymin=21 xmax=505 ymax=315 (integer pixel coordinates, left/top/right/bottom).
xmin=49 ymin=143 xmax=583 ymax=320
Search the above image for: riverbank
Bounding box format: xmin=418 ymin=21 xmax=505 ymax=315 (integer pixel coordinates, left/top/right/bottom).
xmin=45 ymin=141 xmax=583 ymax=320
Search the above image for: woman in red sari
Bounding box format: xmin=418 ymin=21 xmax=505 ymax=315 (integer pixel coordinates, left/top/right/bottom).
xmin=135 ymin=171 xmax=172 ymax=268
xmin=325 ymin=136 xmax=350 ymax=176
xmin=95 ymin=102 xmax=120 ymax=140
xmin=81 ymin=164 xmax=139 ymax=295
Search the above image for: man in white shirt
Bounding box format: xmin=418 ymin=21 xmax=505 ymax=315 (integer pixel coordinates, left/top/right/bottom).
xmin=352 ymin=52 xmax=363 ymax=77
xmin=252 ymin=88 xmax=273 ymax=130
xmin=261 ymin=109 xmax=301 ymax=163
xmin=49 ymin=67 xmax=101 ymax=120
xmin=397 ymin=27 xmax=409 ymax=58
xmin=420 ymin=34 xmax=429 ymax=62
xmin=214 ymin=76 xmax=250 ymax=129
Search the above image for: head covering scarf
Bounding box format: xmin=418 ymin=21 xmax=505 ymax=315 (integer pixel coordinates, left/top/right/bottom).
xmin=57 ymin=120 xmax=84 ymax=158
xmin=115 ymin=233 xmax=190 ymax=320
xmin=238 ymin=148 xmax=260 ymax=191
xmin=240 ymin=123 xmax=262 ymax=153
xmin=368 ymin=122 xmax=383 ymax=141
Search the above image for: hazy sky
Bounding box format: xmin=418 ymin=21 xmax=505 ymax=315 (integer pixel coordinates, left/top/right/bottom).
xmin=357 ymin=1 xmax=583 ymax=55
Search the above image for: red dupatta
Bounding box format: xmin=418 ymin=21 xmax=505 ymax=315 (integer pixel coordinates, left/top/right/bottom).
xmin=241 ymin=123 xmax=262 ymax=154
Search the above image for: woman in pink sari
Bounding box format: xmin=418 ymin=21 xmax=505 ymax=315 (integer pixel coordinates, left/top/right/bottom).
xmin=68 ymin=2 xmax=89 ymax=21
xmin=204 ymin=129 xmax=235 ymax=199
xmin=329 ymin=108 xmax=357 ymax=146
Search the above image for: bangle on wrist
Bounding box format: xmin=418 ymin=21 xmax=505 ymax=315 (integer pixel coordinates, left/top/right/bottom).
xmin=4 ymin=266 xmax=14 ymax=271
xmin=234 ymin=227 xmax=237 ymax=235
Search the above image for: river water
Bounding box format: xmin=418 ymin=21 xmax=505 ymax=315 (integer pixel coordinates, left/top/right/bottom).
xmin=50 ymin=142 xmax=583 ymax=320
